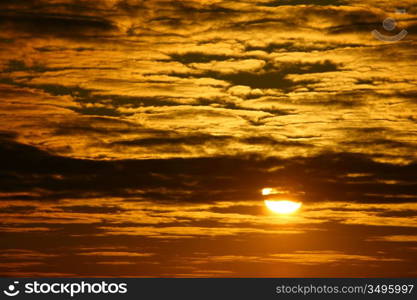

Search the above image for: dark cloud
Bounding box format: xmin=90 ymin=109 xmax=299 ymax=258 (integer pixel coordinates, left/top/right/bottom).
xmin=0 ymin=130 xmax=18 ymax=140
xmin=305 ymin=6 xmax=381 ymax=27
xmin=0 ymin=12 xmax=118 ymax=37
xmin=329 ymin=17 xmax=417 ymax=36
xmin=241 ymin=136 xmax=312 ymax=147
xmin=110 ymin=134 xmax=312 ymax=155
xmin=258 ymin=0 xmax=347 ymax=7
xmin=343 ymin=139 xmax=415 ymax=149
xmin=71 ymin=106 xmax=123 ymax=117
xmin=395 ymin=90 xmax=417 ymax=103
xmin=170 ymin=60 xmax=339 ymax=90
xmin=1 ymin=0 xmax=417 ymax=277
xmin=112 ymin=134 xmax=232 ymax=147
xmin=245 ymin=41 xmax=364 ymax=53
xmin=1 ymin=205 xmax=37 ymax=213
xmin=57 ymin=205 xmax=126 ymax=214
xmin=167 ymin=52 xmax=238 ymax=64
xmin=1 ymin=137 xmax=416 ymax=204
xmin=3 ymin=59 xmax=116 ymax=73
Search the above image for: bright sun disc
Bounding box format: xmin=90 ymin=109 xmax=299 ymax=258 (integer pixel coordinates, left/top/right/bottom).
xmin=264 ymin=200 xmax=302 ymax=214
xmin=262 ymin=188 xmax=273 ymax=196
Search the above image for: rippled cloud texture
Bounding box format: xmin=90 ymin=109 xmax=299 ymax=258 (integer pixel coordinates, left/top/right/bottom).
xmin=0 ymin=0 xmax=416 ymax=277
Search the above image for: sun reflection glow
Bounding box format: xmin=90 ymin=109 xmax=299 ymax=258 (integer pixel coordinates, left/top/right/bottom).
xmin=264 ymin=200 xmax=302 ymax=214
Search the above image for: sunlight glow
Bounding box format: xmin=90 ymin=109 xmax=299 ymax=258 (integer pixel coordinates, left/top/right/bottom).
xmin=262 ymin=188 xmax=273 ymax=195
xmin=264 ymin=200 xmax=302 ymax=214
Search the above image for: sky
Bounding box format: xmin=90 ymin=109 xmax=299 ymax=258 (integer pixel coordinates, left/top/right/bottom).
xmin=0 ymin=0 xmax=416 ymax=277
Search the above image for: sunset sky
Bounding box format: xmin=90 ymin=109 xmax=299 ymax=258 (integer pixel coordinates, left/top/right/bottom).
xmin=0 ymin=0 xmax=417 ymax=277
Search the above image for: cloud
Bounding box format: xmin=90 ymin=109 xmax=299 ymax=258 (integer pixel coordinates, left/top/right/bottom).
xmin=168 ymin=60 xmax=340 ymax=90
xmin=194 ymin=250 xmax=401 ymax=265
xmin=78 ymin=251 xmax=154 ymax=257
xmin=0 ymin=12 xmax=118 ymax=38
xmin=1 ymin=137 xmax=417 ymax=208
xmin=1 ymin=0 xmax=417 ymax=277
xmin=367 ymin=235 xmax=417 ymax=242
xmin=259 ymin=0 xmax=348 ymax=7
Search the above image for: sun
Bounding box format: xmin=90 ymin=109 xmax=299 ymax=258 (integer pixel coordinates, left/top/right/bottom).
xmin=261 ymin=188 xmax=273 ymax=196
xmin=264 ymin=200 xmax=302 ymax=214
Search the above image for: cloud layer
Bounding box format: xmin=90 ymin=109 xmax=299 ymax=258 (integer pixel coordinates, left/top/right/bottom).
xmin=0 ymin=0 xmax=416 ymax=277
